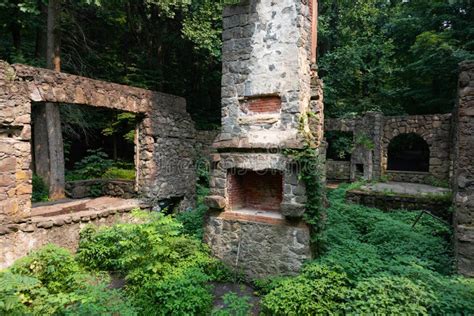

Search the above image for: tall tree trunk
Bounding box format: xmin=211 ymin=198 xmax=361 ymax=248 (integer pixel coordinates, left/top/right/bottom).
xmin=10 ymin=0 xmax=22 ymax=51
xmin=34 ymin=0 xmax=65 ymax=200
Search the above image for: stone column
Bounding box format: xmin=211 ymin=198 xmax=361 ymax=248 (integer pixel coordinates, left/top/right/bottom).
xmin=452 ymin=61 xmax=474 ymax=277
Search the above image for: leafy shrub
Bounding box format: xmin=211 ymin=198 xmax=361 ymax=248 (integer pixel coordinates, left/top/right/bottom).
xmin=0 ymin=272 xmax=44 ymax=315
xmin=9 ymin=245 xmax=83 ymax=294
xmin=346 ymin=276 xmax=432 ymax=314
xmin=212 ymin=292 xmax=253 ymax=316
xmin=175 ymin=188 xmax=208 ymax=239
xmin=32 ymin=174 xmax=49 ymax=203
xmin=261 ymin=264 xmax=349 ymax=315
xmin=62 ymin=280 xmax=137 ymax=316
xmin=2 ymin=245 xmax=137 ymax=315
xmin=261 ymin=185 xmax=473 ymax=315
xmin=66 ymin=149 xmax=113 ymax=181
xmin=77 ymin=211 xmax=217 ymax=315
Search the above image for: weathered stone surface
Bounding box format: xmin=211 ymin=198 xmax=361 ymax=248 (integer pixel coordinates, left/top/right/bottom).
xmin=204 ymin=0 xmax=322 ymax=278
xmin=325 ymin=111 xmax=452 ymax=184
xmin=280 ymin=202 xmax=306 ymax=218
xmin=0 ymin=59 xmax=198 ymax=222
xmin=204 ymin=196 xmax=227 ymax=210
xmin=452 ymin=60 xmax=474 ymax=277
xmin=0 ymin=209 xmax=137 ymax=269
xmin=204 ymin=215 xmax=312 ymax=279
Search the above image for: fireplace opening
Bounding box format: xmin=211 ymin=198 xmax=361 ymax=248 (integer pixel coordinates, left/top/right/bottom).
xmin=227 ymin=169 xmax=283 ymax=212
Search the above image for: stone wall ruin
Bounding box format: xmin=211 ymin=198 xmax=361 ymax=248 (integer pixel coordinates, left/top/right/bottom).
xmin=325 ymin=112 xmax=452 ymax=184
xmin=0 ymin=61 xmax=197 ymax=223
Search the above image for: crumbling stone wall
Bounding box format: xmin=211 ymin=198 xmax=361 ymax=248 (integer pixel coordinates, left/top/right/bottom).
xmin=325 ymin=112 xmax=452 ymax=184
xmin=0 ymin=61 xmax=197 ymax=221
xmin=452 ymin=61 xmax=474 ymax=277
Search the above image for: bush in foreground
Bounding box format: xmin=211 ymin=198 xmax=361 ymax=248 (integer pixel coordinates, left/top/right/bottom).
xmin=260 ymin=185 xmax=474 ymax=315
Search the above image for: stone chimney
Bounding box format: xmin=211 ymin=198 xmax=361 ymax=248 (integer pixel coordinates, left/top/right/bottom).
xmin=204 ymin=0 xmax=323 ymax=278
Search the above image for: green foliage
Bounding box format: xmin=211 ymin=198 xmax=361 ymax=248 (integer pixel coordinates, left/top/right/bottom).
xmin=102 ymin=167 xmax=136 ymax=180
xmin=354 ymin=133 xmax=375 ymax=150
xmin=9 ymin=245 xmax=83 ymax=294
xmin=346 ymin=276 xmax=432 ymax=314
xmin=285 ymin=123 xmax=326 ymax=254
xmin=101 ymin=112 xmax=137 ymax=143
xmin=66 ymin=149 xmax=113 ymax=181
xmin=319 ymin=0 xmax=474 ymax=117
xmin=32 ymin=174 xmax=49 ymax=203
xmin=66 ymin=149 xmax=135 ymax=181
xmin=325 ymin=131 xmax=353 ymax=160
xmin=261 ymin=185 xmax=474 ymax=315
xmin=212 ymin=292 xmax=253 ymax=316
xmin=261 ymin=264 xmax=350 ymax=315
xmin=175 ymin=155 xmax=210 ymax=239
xmin=76 ymin=211 xmax=218 ymax=315
xmin=1 ymin=245 xmax=137 ymax=315
xmin=0 ymin=272 xmax=43 ymax=315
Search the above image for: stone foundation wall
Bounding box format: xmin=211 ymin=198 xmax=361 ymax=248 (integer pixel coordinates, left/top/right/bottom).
xmin=66 ymin=180 xmax=136 ymax=199
xmin=0 ymin=207 xmax=139 ymax=269
xmin=452 ymin=61 xmax=474 ymax=277
xmin=0 ymin=60 xmax=197 ymax=220
xmin=204 ymin=215 xmax=311 ymax=278
xmin=346 ymin=189 xmax=452 ymax=221
xmin=385 ymin=171 xmax=433 ymax=184
xmin=326 ymin=160 xmax=351 ymax=181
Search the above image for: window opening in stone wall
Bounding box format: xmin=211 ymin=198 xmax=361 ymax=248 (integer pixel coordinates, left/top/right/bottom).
xmin=325 ymin=131 xmax=353 ymax=161
xmin=387 ymin=133 xmax=429 ymax=172
xmin=31 ymin=103 xmax=138 ymax=203
xmin=227 ymin=168 xmax=283 ymax=212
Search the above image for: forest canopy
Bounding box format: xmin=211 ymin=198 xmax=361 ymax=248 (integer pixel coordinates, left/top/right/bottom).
xmin=1 ymin=0 xmax=473 ymax=123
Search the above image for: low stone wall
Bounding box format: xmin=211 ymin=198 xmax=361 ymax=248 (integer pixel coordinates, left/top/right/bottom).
xmin=326 ymin=160 xmax=350 ymax=181
xmin=204 ymin=214 xmax=312 ymax=278
xmin=385 ymin=171 xmax=433 ymax=184
xmin=0 ymin=206 xmax=141 ymax=269
xmin=66 ymin=179 xmax=136 ymax=199
xmin=346 ymin=189 xmax=452 ymax=221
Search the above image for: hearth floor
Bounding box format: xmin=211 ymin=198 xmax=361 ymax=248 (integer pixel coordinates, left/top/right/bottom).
xmin=228 ymin=208 xmax=283 ymax=219
xmin=31 ymin=197 xmax=147 ymax=218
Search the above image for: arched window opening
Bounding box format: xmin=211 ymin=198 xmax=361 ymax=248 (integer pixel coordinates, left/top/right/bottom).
xmin=387 ymin=133 xmax=429 ymax=172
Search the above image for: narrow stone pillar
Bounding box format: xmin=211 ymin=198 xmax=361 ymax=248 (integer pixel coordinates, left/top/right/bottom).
xmin=453 ymin=61 xmax=474 ymax=277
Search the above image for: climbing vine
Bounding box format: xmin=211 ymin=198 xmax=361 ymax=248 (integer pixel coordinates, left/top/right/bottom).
xmin=285 ymin=113 xmax=327 ymax=255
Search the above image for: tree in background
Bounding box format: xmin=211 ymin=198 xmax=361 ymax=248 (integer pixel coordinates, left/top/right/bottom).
xmin=318 ymin=0 xmax=474 ymax=118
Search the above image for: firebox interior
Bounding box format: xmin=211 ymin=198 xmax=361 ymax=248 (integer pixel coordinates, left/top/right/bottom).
xmin=227 ymin=168 xmax=283 ymax=212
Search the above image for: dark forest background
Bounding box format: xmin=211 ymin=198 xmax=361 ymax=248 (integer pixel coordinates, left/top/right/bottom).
xmin=1 ymin=0 xmax=473 ymax=166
